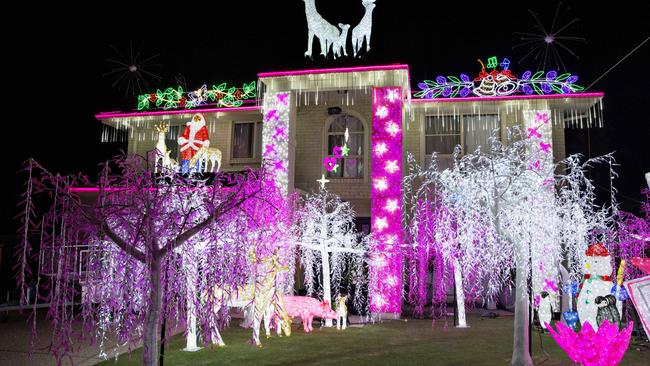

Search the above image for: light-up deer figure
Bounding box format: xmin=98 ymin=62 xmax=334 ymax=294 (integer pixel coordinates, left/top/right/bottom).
xmin=303 ymin=0 xmax=341 ymax=58
xmin=333 ymin=23 xmax=350 ymax=59
xmin=154 ymin=122 xmax=176 ymax=173
xmin=351 ymin=0 xmax=375 ymax=57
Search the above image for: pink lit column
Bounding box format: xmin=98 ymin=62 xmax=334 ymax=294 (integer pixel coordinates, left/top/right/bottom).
xmin=370 ymin=87 xmax=403 ymax=314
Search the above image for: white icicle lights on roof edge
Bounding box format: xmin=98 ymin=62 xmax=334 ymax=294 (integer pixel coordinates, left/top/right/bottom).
xmin=262 ymin=92 xmax=291 ymax=195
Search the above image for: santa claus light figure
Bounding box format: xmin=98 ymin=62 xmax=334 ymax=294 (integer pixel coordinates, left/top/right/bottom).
xmin=178 ymin=113 xmax=210 ymax=173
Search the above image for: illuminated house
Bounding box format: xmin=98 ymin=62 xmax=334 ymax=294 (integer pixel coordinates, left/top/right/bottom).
xmin=96 ymin=62 xmax=604 ymax=315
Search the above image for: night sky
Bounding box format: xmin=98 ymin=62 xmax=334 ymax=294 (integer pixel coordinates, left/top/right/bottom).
xmin=4 ymin=1 xmax=649 ymax=238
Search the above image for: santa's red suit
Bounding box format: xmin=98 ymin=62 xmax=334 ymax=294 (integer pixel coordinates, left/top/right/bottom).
xmin=178 ymin=113 xmax=210 ymax=161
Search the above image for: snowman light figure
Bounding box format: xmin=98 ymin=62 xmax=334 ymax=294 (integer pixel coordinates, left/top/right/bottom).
xmin=577 ymin=243 xmax=620 ymax=330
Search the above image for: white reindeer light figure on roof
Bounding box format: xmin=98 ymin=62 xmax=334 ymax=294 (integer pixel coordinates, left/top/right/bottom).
xmin=333 ymin=23 xmax=350 ymax=59
xmin=303 ymin=0 xmax=341 ymax=58
xmin=351 ymin=0 xmax=376 ymax=57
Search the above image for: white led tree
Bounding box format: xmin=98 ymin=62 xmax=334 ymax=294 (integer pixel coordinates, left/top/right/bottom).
xmin=294 ymin=179 xmax=368 ymax=326
xmin=405 ymin=123 xmax=613 ymax=366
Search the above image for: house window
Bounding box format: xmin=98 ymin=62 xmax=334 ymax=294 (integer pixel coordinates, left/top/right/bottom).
xmin=232 ymin=121 xmax=263 ymax=160
xmin=425 ymin=115 xmax=461 ymax=170
xmin=165 ymin=125 xmax=180 ymax=160
xmin=424 ymin=114 xmax=500 ymax=169
xmin=327 ymin=113 xmax=364 ymax=178
xmin=462 ymin=114 xmax=500 ymax=154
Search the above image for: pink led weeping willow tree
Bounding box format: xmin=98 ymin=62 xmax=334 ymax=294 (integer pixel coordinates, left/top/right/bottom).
xmin=15 ymin=154 xmax=284 ymax=366
xmin=403 ymin=122 xmax=619 ymax=366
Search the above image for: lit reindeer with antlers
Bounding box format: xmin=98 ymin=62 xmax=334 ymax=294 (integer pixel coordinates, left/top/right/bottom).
xmin=154 ymin=122 xmax=177 ymax=173
xmin=189 ymin=146 xmax=222 ymax=173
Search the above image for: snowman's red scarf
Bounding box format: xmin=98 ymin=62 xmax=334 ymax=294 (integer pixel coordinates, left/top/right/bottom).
xmin=576 ymin=274 xmax=613 ymax=298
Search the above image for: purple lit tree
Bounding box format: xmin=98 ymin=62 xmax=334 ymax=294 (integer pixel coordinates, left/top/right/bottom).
xmin=16 ymin=154 xmax=281 ymax=365
xmin=404 ymin=123 xmax=616 ymax=366
xmin=609 ymin=188 xmax=649 ymax=295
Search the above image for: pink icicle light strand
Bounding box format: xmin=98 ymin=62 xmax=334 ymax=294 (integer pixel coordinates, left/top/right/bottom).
xmin=370 ymin=87 xmax=403 ymax=313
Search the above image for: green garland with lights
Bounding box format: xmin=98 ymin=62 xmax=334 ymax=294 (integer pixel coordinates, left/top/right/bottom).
xmin=137 ymin=81 xmax=256 ymax=110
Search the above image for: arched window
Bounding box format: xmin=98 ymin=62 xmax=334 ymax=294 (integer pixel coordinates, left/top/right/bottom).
xmin=326 ymin=113 xmax=364 ymax=178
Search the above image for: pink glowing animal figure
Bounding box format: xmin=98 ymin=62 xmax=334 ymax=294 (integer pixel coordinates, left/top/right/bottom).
xmin=282 ymin=295 xmax=337 ymax=332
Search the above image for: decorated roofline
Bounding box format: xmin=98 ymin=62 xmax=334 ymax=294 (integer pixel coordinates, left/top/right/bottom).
xmin=96 ymin=92 xmax=603 ymax=120
xmin=96 ymin=105 xmax=261 ymax=120
xmin=415 ymin=56 xmax=585 ymax=99
xmin=137 ymin=81 xmax=256 ymax=111
xmin=98 ymin=62 xmax=603 ymax=120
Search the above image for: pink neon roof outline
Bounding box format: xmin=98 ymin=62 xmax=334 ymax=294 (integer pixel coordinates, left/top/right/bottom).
xmin=70 ymin=187 xmax=232 ymax=192
xmin=96 ymin=105 xmax=261 ymax=120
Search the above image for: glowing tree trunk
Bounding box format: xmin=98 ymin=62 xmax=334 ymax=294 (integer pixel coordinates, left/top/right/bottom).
xmin=184 ymin=257 xmax=200 ymax=352
xmin=143 ymin=258 xmax=163 ymax=366
xmin=453 ymin=258 xmax=468 ymax=328
xmin=320 ymin=213 xmax=333 ymax=327
xmin=512 ymin=242 xmax=533 ymax=366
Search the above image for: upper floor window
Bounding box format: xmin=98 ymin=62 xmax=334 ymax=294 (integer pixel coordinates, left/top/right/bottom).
xmin=425 ymin=115 xmax=461 ymax=170
xmin=327 ymin=113 xmax=364 ymax=178
xmin=232 ymin=121 xmax=263 ymax=160
xmin=165 ymin=125 xmax=180 ymax=160
xmin=425 ymin=114 xmax=500 ymax=169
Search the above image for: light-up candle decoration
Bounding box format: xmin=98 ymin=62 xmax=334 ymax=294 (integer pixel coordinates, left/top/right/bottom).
xmin=262 ymin=91 xmax=291 ymax=195
xmin=370 ymin=87 xmax=403 ymax=314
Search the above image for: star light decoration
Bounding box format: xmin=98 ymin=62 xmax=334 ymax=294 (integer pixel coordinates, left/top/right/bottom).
xmin=370 ymin=87 xmax=403 ymax=314
xmin=384 ymin=199 xmax=399 ymax=213
xmin=385 ymin=160 xmax=399 ymax=174
xmin=262 ymin=92 xmax=291 ymax=194
xmin=316 ymin=174 xmax=330 ymax=189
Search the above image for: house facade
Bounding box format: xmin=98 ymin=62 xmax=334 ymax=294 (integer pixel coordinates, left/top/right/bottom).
xmin=96 ymin=63 xmax=604 ymax=315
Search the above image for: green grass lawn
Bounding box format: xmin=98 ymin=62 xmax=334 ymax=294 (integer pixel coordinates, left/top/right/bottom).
xmin=98 ymin=314 xmax=650 ymax=365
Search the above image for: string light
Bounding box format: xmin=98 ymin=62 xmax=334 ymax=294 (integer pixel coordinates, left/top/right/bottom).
xmin=385 ymin=121 xmax=400 ymax=136
xmin=137 ymin=81 xmax=256 ymax=110
xmin=385 ymin=160 xmax=399 ymax=174
xmin=374 ymin=217 xmax=388 ymax=231
xmin=415 ymin=56 xmax=584 ymax=99
xmin=370 ymin=87 xmax=403 ymax=314
xmin=262 ymin=92 xmax=291 ymax=195
xmin=374 ymin=177 xmax=388 ymax=191
xmin=384 ymin=199 xmax=399 ymax=213
xmin=374 ymin=142 xmax=388 ymax=157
